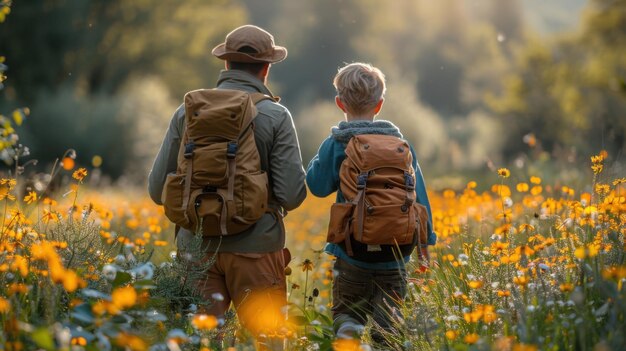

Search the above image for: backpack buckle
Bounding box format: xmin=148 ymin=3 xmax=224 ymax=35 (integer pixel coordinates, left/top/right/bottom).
xmin=184 ymin=141 xmax=195 ymax=159
xmin=404 ymin=172 xmax=415 ymax=191
xmin=356 ymin=172 xmax=369 ymax=189
xmin=226 ymin=141 xmax=238 ymax=159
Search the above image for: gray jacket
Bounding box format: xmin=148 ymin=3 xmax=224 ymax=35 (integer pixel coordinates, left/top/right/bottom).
xmin=148 ymin=69 xmax=307 ymax=253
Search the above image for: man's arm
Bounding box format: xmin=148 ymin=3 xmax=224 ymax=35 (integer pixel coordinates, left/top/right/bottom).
xmin=269 ymin=109 xmax=307 ymax=211
xmin=148 ymin=105 xmax=184 ymax=205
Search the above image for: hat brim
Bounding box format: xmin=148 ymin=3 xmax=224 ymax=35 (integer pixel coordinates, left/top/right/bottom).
xmin=211 ymin=43 xmax=288 ymax=63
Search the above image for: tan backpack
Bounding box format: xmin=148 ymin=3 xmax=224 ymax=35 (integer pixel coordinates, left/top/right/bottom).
xmin=326 ymin=134 xmax=429 ymax=256
xmin=162 ymin=89 xmax=274 ymax=236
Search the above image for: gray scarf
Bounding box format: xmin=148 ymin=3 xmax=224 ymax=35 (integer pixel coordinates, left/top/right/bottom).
xmin=331 ymin=119 xmax=403 ymax=144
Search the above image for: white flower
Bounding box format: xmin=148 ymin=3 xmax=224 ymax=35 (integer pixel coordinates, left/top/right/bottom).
xmin=503 ymin=197 xmax=513 ymax=208
xmin=102 ymin=264 xmax=117 ymax=281
xmin=135 ymin=263 xmax=154 ymax=280
xmin=444 ymin=315 xmax=461 ymax=322
xmin=114 ymin=254 xmax=126 ymax=265
xmin=491 ymin=234 xmax=502 ymax=241
xmin=211 ymin=293 xmax=225 ymax=302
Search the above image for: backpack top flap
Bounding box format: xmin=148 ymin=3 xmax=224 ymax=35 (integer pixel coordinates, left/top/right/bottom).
xmin=344 ymin=134 xmax=413 ymax=172
xmin=184 ymin=89 xmax=257 ymax=142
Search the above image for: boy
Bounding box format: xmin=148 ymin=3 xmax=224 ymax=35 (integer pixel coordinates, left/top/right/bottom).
xmin=306 ymin=63 xmax=436 ymax=343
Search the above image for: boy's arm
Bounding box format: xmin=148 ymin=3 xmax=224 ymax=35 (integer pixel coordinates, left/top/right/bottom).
xmin=148 ymin=105 xmax=184 ymax=205
xmin=306 ymin=137 xmax=340 ymax=198
xmin=410 ymin=146 xmax=437 ymax=246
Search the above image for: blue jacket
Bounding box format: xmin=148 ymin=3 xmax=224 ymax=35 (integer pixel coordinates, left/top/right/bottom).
xmin=306 ymin=120 xmax=436 ymax=269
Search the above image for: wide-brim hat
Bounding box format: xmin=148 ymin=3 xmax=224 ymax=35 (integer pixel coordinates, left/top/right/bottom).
xmin=212 ymin=25 xmax=287 ymax=64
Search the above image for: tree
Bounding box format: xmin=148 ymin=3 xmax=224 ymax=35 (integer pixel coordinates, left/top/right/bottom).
xmin=487 ymin=0 xmax=626 ymax=159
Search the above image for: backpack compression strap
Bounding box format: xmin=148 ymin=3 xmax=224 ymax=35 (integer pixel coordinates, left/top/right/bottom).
xmin=345 ymin=171 xmax=369 ymax=256
xmin=221 ymin=92 xmax=279 ymax=234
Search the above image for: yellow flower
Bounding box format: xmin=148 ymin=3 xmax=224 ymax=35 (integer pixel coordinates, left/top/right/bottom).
xmin=115 ymin=333 xmax=147 ymax=351
xmin=497 ymin=168 xmax=510 ymax=178
xmin=111 ymin=285 xmax=137 ymax=310
xmin=62 ymin=270 xmax=84 ymax=292
xmin=23 ymin=191 xmax=37 ymax=204
xmin=72 ymin=168 xmax=88 ymax=182
xmin=497 ymin=290 xmax=511 ymax=297
xmin=516 ymin=183 xmax=529 ymax=192
xmin=192 ymin=314 xmax=218 ymax=330
xmin=0 ymin=184 xmax=15 ymax=201
xmin=513 ymin=275 xmax=529 ymax=286
xmin=42 ymin=209 xmax=58 ymax=223
xmin=154 ymin=240 xmax=168 ymax=247
xmin=559 ymin=283 xmax=574 ymax=292
xmin=595 ymin=184 xmax=610 ymax=195
xmin=530 ymin=186 xmax=543 ymax=196
xmin=613 ymin=178 xmax=626 ymax=186
xmin=592 ymin=164 xmax=603 ymax=174
xmin=301 ymin=258 xmax=314 ymax=272
xmin=0 ymin=178 xmax=16 ymax=188
xmin=445 ymin=330 xmax=457 ymax=340
xmin=530 ymin=176 xmax=542 ymax=185
xmin=10 ymin=255 xmax=29 ymax=277
xmin=574 ymin=244 xmax=599 ymax=259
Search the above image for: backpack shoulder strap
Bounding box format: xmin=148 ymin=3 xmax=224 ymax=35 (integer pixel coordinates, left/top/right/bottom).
xmin=249 ymin=92 xmax=280 ymax=104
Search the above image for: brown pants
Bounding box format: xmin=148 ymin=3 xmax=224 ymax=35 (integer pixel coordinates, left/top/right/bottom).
xmin=191 ymin=249 xmax=289 ymax=336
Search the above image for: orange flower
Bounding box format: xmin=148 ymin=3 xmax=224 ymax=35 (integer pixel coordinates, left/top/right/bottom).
xmin=332 ymin=338 xmax=365 ymax=351
xmin=111 ymin=286 xmax=137 ymax=310
xmin=192 ymin=314 xmax=219 ymax=330
xmin=62 ymin=157 xmax=75 ymax=171
xmin=72 ymin=168 xmax=88 ymax=182
xmin=0 ymin=297 xmax=10 ymax=313
xmin=464 ymin=333 xmax=479 ymax=344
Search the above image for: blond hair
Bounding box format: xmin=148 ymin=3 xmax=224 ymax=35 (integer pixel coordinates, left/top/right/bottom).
xmin=333 ymin=62 xmax=386 ymax=115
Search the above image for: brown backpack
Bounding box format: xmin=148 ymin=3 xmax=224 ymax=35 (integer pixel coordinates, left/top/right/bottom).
xmin=162 ymin=89 xmax=274 ymax=236
xmin=326 ymin=134 xmax=429 ymax=256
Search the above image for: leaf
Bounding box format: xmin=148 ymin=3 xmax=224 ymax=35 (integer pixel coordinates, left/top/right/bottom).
xmin=594 ymin=302 xmax=610 ymax=317
xmin=112 ymin=271 xmax=132 ymax=287
xmin=288 ymin=315 xmax=310 ymax=326
xmin=81 ymin=288 xmax=111 ymax=300
xmin=31 ymin=328 xmax=55 ymax=351
xmin=71 ymin=303 xmax=95 ymax=325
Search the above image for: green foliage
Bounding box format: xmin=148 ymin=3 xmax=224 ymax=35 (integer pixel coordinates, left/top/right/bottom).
xmin=488 ymin=0 xmax=626 ymax=158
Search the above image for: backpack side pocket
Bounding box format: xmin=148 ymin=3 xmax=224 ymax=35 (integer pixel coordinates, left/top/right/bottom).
xmin=327 ymin=203 xmax=354 ymax=244
xmin=162 ymin=173 xmax=191 ymax=230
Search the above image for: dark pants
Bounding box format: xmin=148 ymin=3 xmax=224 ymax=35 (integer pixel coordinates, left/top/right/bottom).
xmin=332 ymin=258 xmax=407 ymax=342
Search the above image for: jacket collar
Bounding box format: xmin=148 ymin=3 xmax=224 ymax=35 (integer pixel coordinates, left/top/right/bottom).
xmin=216 ymin=69 xmax=276 ymax=98
xmin=331 ymin=119 xmax=403 ymax=144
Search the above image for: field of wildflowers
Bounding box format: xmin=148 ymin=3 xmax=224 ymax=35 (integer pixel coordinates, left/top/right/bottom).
xmin=0 ymin=4 xmax=625 ymax=350
xmin=0 ymin=123 xmax=623 ymax=351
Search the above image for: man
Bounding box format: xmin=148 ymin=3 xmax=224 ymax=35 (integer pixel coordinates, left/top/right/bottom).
xmin=148 ymin=25 xmax=307 ymax=343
